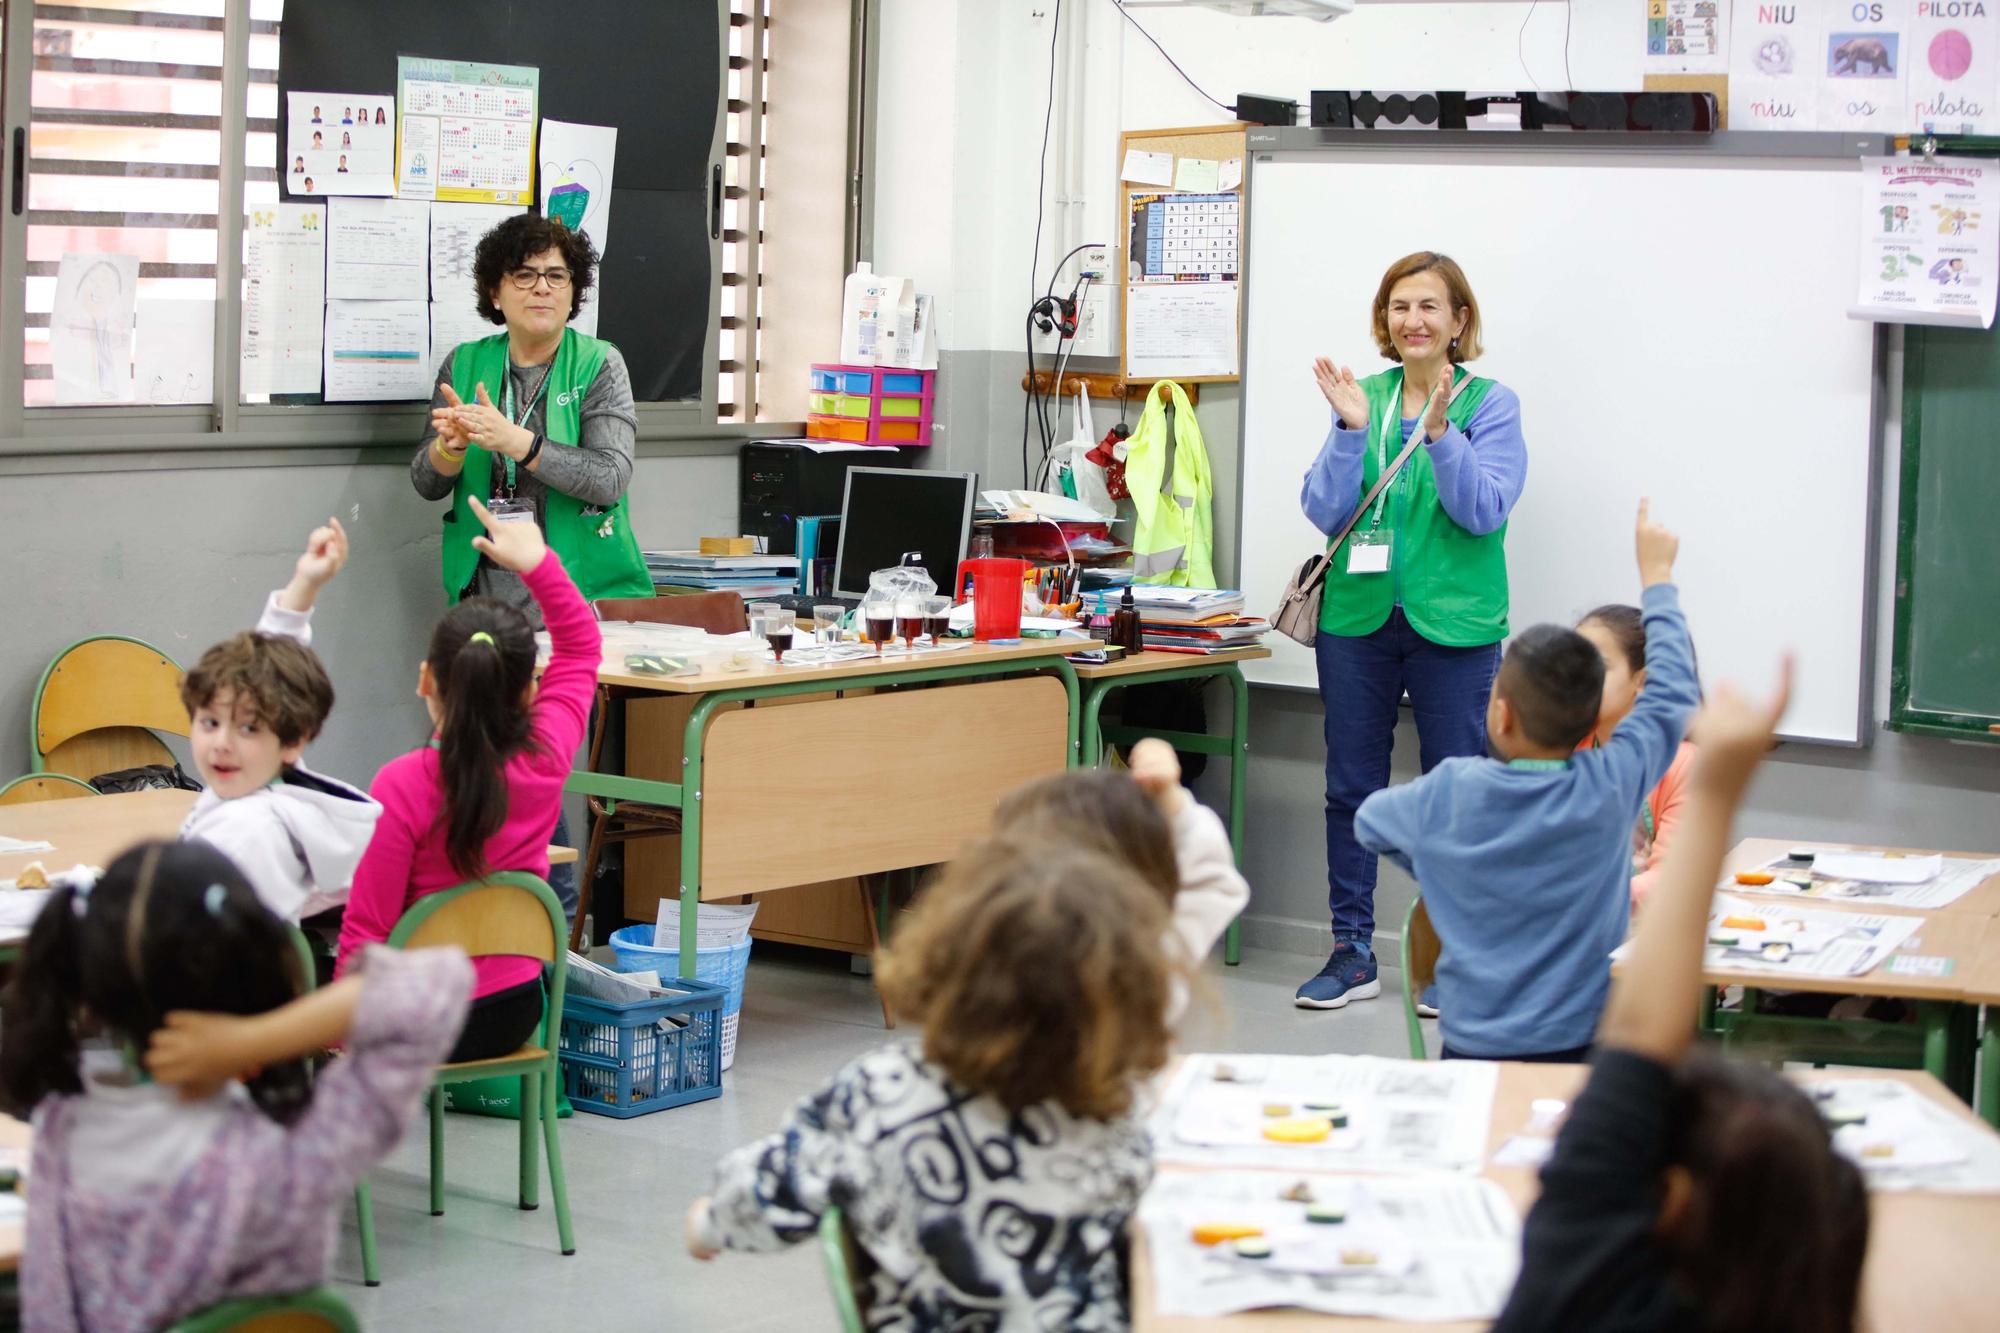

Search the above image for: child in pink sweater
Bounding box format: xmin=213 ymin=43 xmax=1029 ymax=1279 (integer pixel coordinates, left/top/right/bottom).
xmin=336 ymin=496 xmax=601 ymax=1061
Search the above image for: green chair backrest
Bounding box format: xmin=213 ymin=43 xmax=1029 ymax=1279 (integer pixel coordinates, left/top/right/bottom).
xmin=1399 ymin=895 xmax=1441 ymax=1061
xmin=819 ymin=1205 xmax=868 ymax=1333
xmin=165 ymin=1286 xmax=359 ymax=1332
xmin=0 ymin=773 xmax=100 ymax=806
xmin=383 ymin=872 xmax=568 ymax=1047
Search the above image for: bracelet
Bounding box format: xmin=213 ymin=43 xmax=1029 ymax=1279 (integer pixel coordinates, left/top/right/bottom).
xmin=431 ymin=438 xmax=466 ymax=465
xmin=522 ymin=433 xmax=545 ymax=469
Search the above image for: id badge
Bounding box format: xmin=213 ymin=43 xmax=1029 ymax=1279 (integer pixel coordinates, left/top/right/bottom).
xmin=1347 ymin=529 xmax=1392 ymax=575
xmin=488 ymin=497 xmax=535 ymax=525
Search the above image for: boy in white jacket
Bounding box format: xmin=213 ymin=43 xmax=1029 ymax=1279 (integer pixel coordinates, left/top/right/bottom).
xmin=178 ymin=519 xmax=381 ymax=921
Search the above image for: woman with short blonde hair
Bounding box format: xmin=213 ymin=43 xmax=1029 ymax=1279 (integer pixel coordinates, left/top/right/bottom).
xmin=1293 ymin=250 xmax=1529 ymax=1012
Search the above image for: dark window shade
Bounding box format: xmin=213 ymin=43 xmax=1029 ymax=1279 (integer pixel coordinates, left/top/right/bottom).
xmin=275 ymin=0 xmax=720 ymax=403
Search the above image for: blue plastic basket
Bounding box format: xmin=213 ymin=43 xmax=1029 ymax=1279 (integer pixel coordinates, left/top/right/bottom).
xmin=556 ymin=975 xmax=727 ymax=1118
xmin=609 ymin=926 xmax=754 ymax=1069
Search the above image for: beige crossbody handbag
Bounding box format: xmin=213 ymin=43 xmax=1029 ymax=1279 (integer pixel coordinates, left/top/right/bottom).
xmin=1272 ymin=379 xmax=1468 ymax=648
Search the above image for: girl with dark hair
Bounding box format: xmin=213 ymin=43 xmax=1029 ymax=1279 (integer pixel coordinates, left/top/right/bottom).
xmin=1576 ymin=602 xmax=1698 ymax=906
xmin=2 ymin=841 xmax=471 ymax=1333
xmin=1495 ymin=659 xmax=1871 ymax=1333
xmin=336 ymin=497 xmax=601 ymax=1063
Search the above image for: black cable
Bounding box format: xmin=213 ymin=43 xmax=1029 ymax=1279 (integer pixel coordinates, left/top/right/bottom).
xmin=1113 ymin=1 xmax=1234 ymax=116
xmin=1029 ymin=0 xmax=1062 ymax=302
xmin=1519 ymin=0 xmax=1542 ymax=93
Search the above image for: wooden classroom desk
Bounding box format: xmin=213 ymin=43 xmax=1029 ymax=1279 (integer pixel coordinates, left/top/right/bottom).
xmin=571 ymin=637 xmax=1082 ymax=973
xmin=1073 ymin=647 xmax=1271 ymax=966
xmin=1724 ymin=837 xmax=2000 ymax=917
xmin=1132 ymin=1063 xmax=2000 ymax=1331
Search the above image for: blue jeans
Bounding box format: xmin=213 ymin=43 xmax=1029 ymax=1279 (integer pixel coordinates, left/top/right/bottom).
xmin=1315 ymin=609 xmax=1500 ymax=947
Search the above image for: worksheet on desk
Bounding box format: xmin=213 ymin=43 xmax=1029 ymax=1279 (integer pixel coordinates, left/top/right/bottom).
xmin=1140 ymin=1170 xmax=1519 ymax=1320
xmin=1734 ymin=853 xmax=2000 ymax=912
xmin=1612 ymin=893 xmax=1924 ymax=979
xmin=1150 ymin=1054 xmax=1496 ymax=1174
xmin=1810 ymin=1077 xmax=2000 ymax=1193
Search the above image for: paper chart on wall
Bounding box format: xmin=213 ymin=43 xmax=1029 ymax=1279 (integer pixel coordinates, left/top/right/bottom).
xmin=1645 ymin=0 xmax=1728 ymax=75
xmin=242 ymin=203 xmax=326 ymax=397
xmin=50 ymin=252 xmax=139 ymax=404
xmin=1820 ymin=0 xmax=1909 ymax=133
xmin=429 ymin=201 xmax=522 ymax=302
xmin=1906 ymin=2 xmax=2000 ymax=134
xmin=1140 ymin=1171 xmax=1521 ymax=1321
xmin=428 ymin=300 xmax=496 ymax=380
xmin=396 ymin=57 xmax=539 ymax=205
xmin=324 ymin=299 xmax=429 ymax=402
xmin=1730 ymin=1 xmax=1823 ymax=130
xmin=285 ymin=91 xmax=394 ymax=197
xmin=539 ymin=119 xmax=617 ymax=255
xmin=1126 ymin=283 xmax=1237 ymax=379
xmin=133 ymin=299 xmax=214 ymax=404
xmin=1852 ymin=153 xmax=2000 ymax=327
xmin=326 ymin=197 xmax=430 ymax=301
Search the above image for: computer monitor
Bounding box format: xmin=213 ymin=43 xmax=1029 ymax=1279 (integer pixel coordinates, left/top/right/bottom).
xmin=832 ymin=467 xmax=977 ymax=600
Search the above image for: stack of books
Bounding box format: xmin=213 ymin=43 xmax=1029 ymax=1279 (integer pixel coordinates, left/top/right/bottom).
xmin=1129 ymin=586 xmax=1270 ymax=655
xmin=644 ymin=551 xmax=800 ymax=601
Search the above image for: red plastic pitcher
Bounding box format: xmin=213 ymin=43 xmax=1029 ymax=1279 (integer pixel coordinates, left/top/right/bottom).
xmin=955 ymin=558 xmax=1027 ymax=641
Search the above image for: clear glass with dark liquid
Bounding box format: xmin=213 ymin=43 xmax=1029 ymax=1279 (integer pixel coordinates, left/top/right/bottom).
xmin=924 ymin=614 xmax=951 ymax=642
xmin=764 ymin=625 xmax=794 ymax=662
xmin=897 ymin=615 xmax=923 ymax=649
xmin=863 ymin=614 xmax=895 ymax=650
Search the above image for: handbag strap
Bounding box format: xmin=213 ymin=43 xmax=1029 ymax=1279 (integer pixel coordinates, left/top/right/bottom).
xmin=1296 ymin=374 xmax=1478 ymax=595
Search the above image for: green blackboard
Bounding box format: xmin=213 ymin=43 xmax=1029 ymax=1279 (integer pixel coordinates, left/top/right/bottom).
xmin=1890 ymin=324 xmax=2000 ymax=742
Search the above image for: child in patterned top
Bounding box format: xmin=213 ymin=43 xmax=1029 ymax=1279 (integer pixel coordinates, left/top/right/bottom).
xmin=684 ymin=840 xmax=1180 ymax=1331
xmin=0 ymin=840 xmax=473 ymax=1333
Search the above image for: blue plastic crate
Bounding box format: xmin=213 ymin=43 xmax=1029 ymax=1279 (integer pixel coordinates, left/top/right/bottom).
xmin=556 ymin=975 xmax=727 ymax=1118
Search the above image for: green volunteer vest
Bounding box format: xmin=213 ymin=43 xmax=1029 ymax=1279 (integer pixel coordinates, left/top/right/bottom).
xmin=1317 ymin=365 xmax=1508 ymax=647
xmin=441 ymin=328 xmax=653 ymax=605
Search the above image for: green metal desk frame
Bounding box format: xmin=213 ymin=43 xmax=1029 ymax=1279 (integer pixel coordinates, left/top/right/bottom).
xmin=1077 ymin=659 xmax=1250 ymax=966
xmin=568 ymin=654 xmax=1082 ymax=977
xmin=1704 ymin=987 xmax=1978 ymax=1103
xmin=1982 ymin=1007 xmax=2000 ymax=1128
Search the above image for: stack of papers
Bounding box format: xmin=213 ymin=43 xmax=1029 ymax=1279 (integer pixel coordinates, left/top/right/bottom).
xmin=1143 ymin=615 xmax=1270 ymax=654
xmin=1127 ymin=586 xmax=1246 ymax=623
xmin=644 ymin=550 xmax=800 ymax=601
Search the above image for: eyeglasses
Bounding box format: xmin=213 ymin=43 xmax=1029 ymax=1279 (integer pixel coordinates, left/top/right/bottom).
xmin=508 ymin=266 xmax=572 ymax=290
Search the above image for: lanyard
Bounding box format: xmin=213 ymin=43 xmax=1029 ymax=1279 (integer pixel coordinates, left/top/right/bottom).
xmin=1368 ymin=368 xmax=1451 ymax=530
xmin=1640 ymin=797 xmax=1656 ymax=845
xmin=1507 ymin=758 xmax=1570 ymax=772
xmin=499 ymin=359 xmax=556 ymax=496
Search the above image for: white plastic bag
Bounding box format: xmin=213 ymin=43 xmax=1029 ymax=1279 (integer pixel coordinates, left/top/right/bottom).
xmin=1047 ymin=383 xmax=1117 ymax=520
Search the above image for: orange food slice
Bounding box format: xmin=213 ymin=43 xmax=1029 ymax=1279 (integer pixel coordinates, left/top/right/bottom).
xmin=1720 ymin=915 xmax=1767 ymax=931
xmin=1262 ymin=1117 xmax=1334 ymax=1144
xmin=1734 ymin=871 xmax=1776 ymax=886
xmin=1192 ymin=1222 xmax=1265 ymax=1246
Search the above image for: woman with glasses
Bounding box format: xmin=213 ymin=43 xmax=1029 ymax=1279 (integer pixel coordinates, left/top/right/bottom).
xmin=410 ymin=212 xmax=650 ymax=917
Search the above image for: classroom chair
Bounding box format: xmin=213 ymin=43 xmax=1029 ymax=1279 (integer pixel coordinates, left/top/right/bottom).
xmin=350 ymin=873 xmax=576 ymax=1280
xmin=1399 ymin=897 xmax=1441 ymax=1061
xmin=284 ymin=925 xmax=383 ymax=1288
xmin=165 ymin=1286 xmax=359 ymax=1333
xmin=28 ymin=635 xmax=187 ymax=782
xmin=0 ymin=773 xmax=98 ymax=805
xmin=819 ymin=1206 xmax=870 ymax=1333
xmin=573 ymin=592 xmax=750 ymax=952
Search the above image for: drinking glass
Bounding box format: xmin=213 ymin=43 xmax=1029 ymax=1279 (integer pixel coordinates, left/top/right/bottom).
xmin=813 ymin=603 xmax=845 ymax=646
xmin=896 ymin=595 xmax=924 ymax=650
xmin=922 ymin=595 xmax=952 ymax=644
xmin=861 ymin=595 xmax=896 ymax=652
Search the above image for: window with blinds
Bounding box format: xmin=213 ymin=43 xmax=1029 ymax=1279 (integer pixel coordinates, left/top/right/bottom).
xmin=719 ymin=0 xmax=764 ymax=424
xmin=21 ymin=0 xmax=272 ymax=407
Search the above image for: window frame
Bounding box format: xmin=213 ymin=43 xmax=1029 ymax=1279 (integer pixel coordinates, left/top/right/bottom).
xmin=0 ymin=0 xmax=870 ymax=460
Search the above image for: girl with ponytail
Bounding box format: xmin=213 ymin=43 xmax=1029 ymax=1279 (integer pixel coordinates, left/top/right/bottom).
xmin=336 ymin=496 xmax=601 ymax=1062
xmin=1 ymin=841 xmax=471 ymax=1331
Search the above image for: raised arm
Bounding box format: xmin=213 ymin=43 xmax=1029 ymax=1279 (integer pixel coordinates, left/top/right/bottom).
xmin=1423 ymin=382 xmax=1527 ymax=536
xmin=1599 ymin=660 xmax=1791 ymax=1062
xmin=464 ymin=495 xmax=601 ymax=757
xmin=1300 ymin=357 xmax=1370 ymax=536
xmin=1600 ymin=501 xmax=1700 ymax=803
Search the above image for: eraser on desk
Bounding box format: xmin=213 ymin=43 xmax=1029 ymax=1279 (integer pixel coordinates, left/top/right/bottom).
xmin=988 ymin=637 xmax=1023 ymax=645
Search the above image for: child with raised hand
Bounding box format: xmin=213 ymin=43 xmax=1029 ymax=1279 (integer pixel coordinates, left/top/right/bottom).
xmin=1494 ymin=659 xmax=1869 ymax=1333
xmin=993 ymin=737 xmax=1249 ymax=978
xmin=178 ymin=517 xmax=382 ymax=922
xmin=684 ymin=840 xmax=1177 ymax=1331
xmin=336 ymin=495 xmax=601 ymax=1063
xmin=1574 ymin=602 xmax=1698 ymax=906
xmin=0 ymin=840 xmax=471 ymax=1333
xmin=1356 ymin=500 xmax=1699 ymax=1061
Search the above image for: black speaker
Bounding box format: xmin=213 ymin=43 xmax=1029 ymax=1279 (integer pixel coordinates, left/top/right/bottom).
xmin=1544 ymin=91 xmax=1719 ymax=132
xmin=1310 ymin=90 xmax=1351 ymax=128
xmin=1349 ymin=91 xmax=1444 ymax=130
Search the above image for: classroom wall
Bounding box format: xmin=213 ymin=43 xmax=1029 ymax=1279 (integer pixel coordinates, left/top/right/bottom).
xmin=878 ymin=1 xmax=2000 ymax=955
xmin=0 ymin=448 xmax=737 ymax=789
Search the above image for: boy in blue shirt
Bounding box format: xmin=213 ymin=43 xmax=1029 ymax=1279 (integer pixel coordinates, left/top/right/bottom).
xmin=1355 ymin=501 xmax=1698 ymax=1061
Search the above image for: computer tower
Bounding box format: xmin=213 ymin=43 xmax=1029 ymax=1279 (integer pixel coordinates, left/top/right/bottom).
xmin=738 ymin=442 xmax=912 ymax=555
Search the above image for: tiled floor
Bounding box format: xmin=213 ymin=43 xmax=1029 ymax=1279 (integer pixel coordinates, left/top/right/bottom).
xmin=345 ymin=942 xmax=1416 ymax=1332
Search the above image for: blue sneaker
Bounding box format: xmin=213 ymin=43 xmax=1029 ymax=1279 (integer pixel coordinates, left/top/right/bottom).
xmin=1294 ymin=941 xmax=1381 ymax=1010
xmin=1416 ymin=983 xmax=1440 ymax=1019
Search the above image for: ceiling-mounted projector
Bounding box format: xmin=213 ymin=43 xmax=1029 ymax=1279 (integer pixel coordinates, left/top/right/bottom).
xmin=1121 ymin=0 xmax=1355 ymax=20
